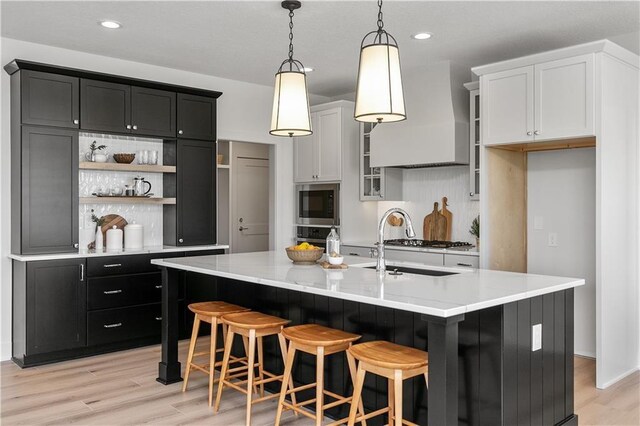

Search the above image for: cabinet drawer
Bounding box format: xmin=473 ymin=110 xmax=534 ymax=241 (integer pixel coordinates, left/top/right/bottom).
xmin=87 ymin=272 xmax=165 ymax=310
xmin=342 ymin=245 xmax=373 ymax=258
xmin=87 ymin=304 xmax=162 ymax=346
xmin=87 ymin=252 xmax=183 ymax=277
xmin=444 ymin=254 xmax=479 ymax=269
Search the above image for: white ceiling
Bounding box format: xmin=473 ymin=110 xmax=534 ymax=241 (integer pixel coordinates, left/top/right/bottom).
xmin=2 ymin=1 xmax=639 ymax=98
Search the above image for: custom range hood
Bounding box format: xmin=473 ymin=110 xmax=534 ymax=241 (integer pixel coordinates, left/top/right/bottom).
xmin=369 ymin=60 xmax=470 ymax=168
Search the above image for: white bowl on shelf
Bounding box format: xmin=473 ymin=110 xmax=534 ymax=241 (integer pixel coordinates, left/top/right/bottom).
xmin=327 ymin=255 xmax=344 ymax=265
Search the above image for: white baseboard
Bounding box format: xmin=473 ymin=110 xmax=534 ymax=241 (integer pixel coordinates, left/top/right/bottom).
xmin=0 ymin=341 xmax=11 ymax=362
xmin=575 ymin=350 xmax=596 ymax=359
xmin=599 ymin=366 xmax=640 ymax=389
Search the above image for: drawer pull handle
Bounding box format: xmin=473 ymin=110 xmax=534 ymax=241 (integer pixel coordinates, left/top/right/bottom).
xmin=155 ymin=285 xmax=162 ymax=289
xmin=457 ymin=262 xmax=473 ymax=267
xmin=349 ymin=252 xmax=360 ymax=256
xmin=103 ymin=263 xmax=122 ymax=268
xmin=155 ymin=317 xmax=162 ymax=321
xmin=103 ymin=323 xmax=122 ymax=328
xmin=103 ymin=289 xmax=122 ymax=295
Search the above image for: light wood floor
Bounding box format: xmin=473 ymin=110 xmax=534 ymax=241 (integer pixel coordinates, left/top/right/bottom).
xmin=1 ymin=340 xmax=638 ymax=425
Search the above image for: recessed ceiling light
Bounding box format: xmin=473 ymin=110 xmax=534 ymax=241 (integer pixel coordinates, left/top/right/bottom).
xmin=100 ymin=20 xmax=121 ymax=29
xmin=303 ymin=67 xmax=314 ymax=72
xmin=412 ymin=32 xmax=432 ymax=40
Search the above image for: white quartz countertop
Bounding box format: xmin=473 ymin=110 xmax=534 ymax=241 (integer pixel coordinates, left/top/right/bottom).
xmin=342 ymin=241 xmax=480 ymax=257
xmin=151 ymin=251 xmax=583 ymax=318
xmin=8 ymin=245 xmax=229 ymax=262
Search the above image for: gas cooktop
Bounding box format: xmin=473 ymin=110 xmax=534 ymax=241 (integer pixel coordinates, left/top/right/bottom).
xmin=384 ymin=239 xmax=474 ymax=249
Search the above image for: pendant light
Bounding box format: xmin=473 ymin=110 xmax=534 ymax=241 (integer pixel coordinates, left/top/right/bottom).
xmin=270 ymin=0 xmax=313 ymax=137
xmin=354 ymin=0 xmax=406 ymax=123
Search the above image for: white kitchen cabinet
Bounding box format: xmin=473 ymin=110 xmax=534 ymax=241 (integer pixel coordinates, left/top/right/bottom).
xmin=481 ymin=65 xmax=534 ymax=145
xmin=293 ymin=107 xmax=341 ymax=182
xmin=359 ymin=122 xmax=402 ymax=201
xmin=481 ymin=54 xmax=594 ymax=146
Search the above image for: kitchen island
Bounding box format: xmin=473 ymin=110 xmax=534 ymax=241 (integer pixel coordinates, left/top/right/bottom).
xmin=152 ymin=251 xmax=584 ymax=426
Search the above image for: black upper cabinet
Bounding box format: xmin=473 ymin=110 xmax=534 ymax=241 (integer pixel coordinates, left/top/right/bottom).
xmin=26 ymin=259 xmax=86 ymax=354
xmin=21 ymin=70 xmax=79 ymax=129
xmin=17 ymin=126 xmax=79 ymax=254
xmin=131 ymin=87 xmax=176 ymax=138
xmin=176 ymin=139 xmax=217 ymax=245
xmin=81 ymin=79 xmax=131 ymax=134
xmin=177 ymin=94 xmax=216 ymax=140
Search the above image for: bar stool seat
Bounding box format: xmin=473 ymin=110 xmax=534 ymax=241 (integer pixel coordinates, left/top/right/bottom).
xmin=214 ymin=311 xmax=294 ymax=426
xmin=275 ymin=324 xmax=365 ymax=426
xmin=347 ymin=341 xmax=429 ymax=426
xmin=182 ymin=301 xmax=250 ymax=406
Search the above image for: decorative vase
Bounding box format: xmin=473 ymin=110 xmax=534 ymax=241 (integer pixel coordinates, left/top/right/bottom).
xmin=95 ymin=226 xmax=104 ymax=253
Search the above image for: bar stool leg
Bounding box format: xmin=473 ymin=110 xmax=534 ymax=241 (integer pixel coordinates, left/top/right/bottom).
xmin=245 ymin=329 xmax=256 ymax=426
xmin=315 ymin=346 xmax=325 ymax=426
xmin=346 ymin=351 xmax=367 ymax=426
xmin=348 ymin=364 xmax=366 ymax=426
xmin=257 ymin=336 xmax=265 ymax=398
xmin=393 ymin=370 xmax=402 ymax=426
xmin=214 ymin=329 xmax=235 ymax=413
xmin=242 ymin=335 xmax=258 ymax=394
xmin=274 ymin=342 xmax=296 ymax=426
xmin=278 ymin=334 xmax=298 ymax=410
xmin=208 ymin=317 xmax=219 ymax=406
xmin=182 ymin=316 xmax=201 ymax=392
xmin=388 ymin=377 xmax=395 ymax=425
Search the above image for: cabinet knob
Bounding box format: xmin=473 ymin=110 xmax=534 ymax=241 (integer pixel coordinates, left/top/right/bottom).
xmin=73 ymin=119 xmax=79 ymax=125
xmin=132 ymin=125 xmax=138 ymax=130
xmin=178 ymin=130 xmax=184 ymax=135
xmin=527 ymin=131 xmax=532 ymax=136
xmin=179 ymin=238 xmax=184 ymax=243
xmin=126 ymin=124 xmax=132 ymax=130
xmin=534 ymin=130 xmax=540 ymax=135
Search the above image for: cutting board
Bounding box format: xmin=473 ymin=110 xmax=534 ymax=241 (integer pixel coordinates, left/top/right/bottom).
xmin=89 ymin=214 xmax=128 ymax=249
xmin=423 ymin=202 xmax=448 ymax=241
xmin=439 ymin=197 xmax=453 ymax=241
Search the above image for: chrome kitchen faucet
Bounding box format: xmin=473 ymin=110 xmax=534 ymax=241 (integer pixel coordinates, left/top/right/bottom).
xmin=377 ymin=208 xmax=416 ymax=272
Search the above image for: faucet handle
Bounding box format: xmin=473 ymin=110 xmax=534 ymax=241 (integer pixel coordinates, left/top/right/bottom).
xmin=369 ymin=247 xmax=379 ymax=258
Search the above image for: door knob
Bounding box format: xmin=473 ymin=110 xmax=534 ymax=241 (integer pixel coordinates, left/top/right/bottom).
xmin=239 ymin=226 xmax=249 ymax=231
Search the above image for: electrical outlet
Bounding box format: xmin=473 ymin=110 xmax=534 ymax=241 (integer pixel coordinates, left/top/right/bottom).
xmin=534 ymin=216 xmax=544 ymax=230
xmin=532 ymin=324 xmax=542 ymax=351
xmin=548 ymin=232 xmax=558 ymax=247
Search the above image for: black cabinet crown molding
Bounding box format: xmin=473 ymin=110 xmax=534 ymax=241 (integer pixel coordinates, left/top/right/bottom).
xmin=4 ymin=59 xmax=223 ymax=100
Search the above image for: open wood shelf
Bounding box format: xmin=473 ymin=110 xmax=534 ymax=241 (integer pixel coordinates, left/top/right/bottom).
xmin=79 ymin=162 xmax=176 ymax=173
xmin=80 ymin=197 xmax=176 ymax=205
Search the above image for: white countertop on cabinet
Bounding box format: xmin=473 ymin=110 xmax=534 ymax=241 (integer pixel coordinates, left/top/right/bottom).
xmin=151 ymin=251 xmax=583 ymax=318
xmin=8 ymin=245 xmax=229 ymax=262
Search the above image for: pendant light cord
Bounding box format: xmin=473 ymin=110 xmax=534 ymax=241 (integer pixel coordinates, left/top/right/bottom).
xmin=377 ymin=0 xmax=384 ymax=32
xmin=288 ymin=8 xmax=295 ymax=68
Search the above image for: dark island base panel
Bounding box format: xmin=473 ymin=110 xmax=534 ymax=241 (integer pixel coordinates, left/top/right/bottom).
xmin=161 ymin=275 xmax=576 ymax=426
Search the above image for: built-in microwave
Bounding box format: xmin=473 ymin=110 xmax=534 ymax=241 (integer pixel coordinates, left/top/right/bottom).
xmin=296 ymin=184 xmax=339 ymax=226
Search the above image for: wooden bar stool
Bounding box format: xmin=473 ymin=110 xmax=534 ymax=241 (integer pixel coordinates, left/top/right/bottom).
xmin=347 ymin=341 xmax=429 ymax=426
xmin=274 ymin=324 xmax=366 ymax=426
xmin=182 ymin=301 xmax=250 ymax=406
xmin=214 ymin=311 xmax=295 ymax=426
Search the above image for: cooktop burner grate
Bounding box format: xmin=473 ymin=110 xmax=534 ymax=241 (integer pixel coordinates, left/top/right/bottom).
xmin=384 ymin=239 xmax=474 ymax=249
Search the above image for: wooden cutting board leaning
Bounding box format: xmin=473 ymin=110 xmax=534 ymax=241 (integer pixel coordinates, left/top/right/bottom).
xmin=423 ymin=202 xmax=448 ymax=240
xmin=440 ymin=197 xmax=453 ymax=241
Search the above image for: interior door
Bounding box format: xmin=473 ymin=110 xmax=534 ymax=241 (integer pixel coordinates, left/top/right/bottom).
xmin=232 ymin=145 xmax=270 ymax=253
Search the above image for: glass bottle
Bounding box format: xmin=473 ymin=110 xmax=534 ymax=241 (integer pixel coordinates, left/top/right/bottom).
xmin=326 ymin=227 xmax=341 ymax=257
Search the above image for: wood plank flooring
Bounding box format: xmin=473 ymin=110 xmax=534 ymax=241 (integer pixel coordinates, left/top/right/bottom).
xmin=1 ymin=341 xmax=638 ymax=425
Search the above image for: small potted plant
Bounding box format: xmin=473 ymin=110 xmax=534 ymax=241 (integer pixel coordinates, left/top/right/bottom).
xmin=90 ymin=209 xmax=106 ymax=252
xmin=86 ymin=141 xmax=108 ymax=162
xmin=469 ymin=215 xmax=480 ymax=249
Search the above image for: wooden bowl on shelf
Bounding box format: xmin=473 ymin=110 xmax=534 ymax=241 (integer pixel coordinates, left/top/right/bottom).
xmin=285 ymin=247 xmax=324 ymax=265
xmin=113 ymin=153 xmax=136 ymax=164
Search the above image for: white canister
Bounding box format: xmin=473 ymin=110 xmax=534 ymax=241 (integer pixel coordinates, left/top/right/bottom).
xmin=124 ymin=222 xmax=144 ymax=250
xmin=106 ymin=225 xmax=123 ymax=252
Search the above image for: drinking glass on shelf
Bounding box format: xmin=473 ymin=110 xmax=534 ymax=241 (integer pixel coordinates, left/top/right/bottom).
xmin=149 ymin=150 xmax=158 ymax=165
xmin=137 ymin=150 xmax=145 ymax=164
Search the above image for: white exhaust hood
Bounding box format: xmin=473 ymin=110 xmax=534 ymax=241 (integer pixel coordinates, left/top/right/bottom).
xmin=370 ymin=61 xmax=470 ymax=168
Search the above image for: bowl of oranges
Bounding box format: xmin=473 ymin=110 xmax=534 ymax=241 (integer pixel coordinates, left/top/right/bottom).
xmin=285 ymin=242 xmax=324 ymax=265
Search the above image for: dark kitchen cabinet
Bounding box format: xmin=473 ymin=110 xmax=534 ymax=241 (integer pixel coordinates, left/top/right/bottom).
xmin=81 ymin=79 xmax=131 ymax=133
xmin=165 ymin=139 xmax=217 ymax=245
xmin=177 ymin=93 xmax=216 ymax=140
xmin=21 ymin=259 xmax=87 ymax=356
xmin=14 ymin=126 xmax=78 ymax=254
xmin=131 ymin=86 xmax=176 ymax=137
xmin=20 ymin=70 xmax=79 ymax=128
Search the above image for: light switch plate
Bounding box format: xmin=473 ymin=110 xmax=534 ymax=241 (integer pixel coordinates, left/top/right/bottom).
xmin=532 ymin=324 xmax=542 ymax=351
xmin=548 ymin=232 xmax=558 ymax=247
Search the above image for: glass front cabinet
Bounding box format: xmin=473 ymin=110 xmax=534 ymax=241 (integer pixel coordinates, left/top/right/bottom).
xmin=465 ymin=81 xmax=480 ymax=200
xmin=360 ymin=123 xmax=402 ymax=201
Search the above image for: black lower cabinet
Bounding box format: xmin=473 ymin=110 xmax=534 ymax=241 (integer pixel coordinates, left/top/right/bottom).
xmin=12 ymin=250 xmax=222 ymax=367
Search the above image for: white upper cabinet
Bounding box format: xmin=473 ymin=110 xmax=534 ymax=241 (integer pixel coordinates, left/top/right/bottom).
xmin=481 ymin=66 xmax=534 ymax=145
xmin=481 ymin=54 xmax=595 ymax=146
xmin=535 ymin=54 xmax=594 ymax=141
xmin=294 ymin=105 xmax=343 ymax=183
